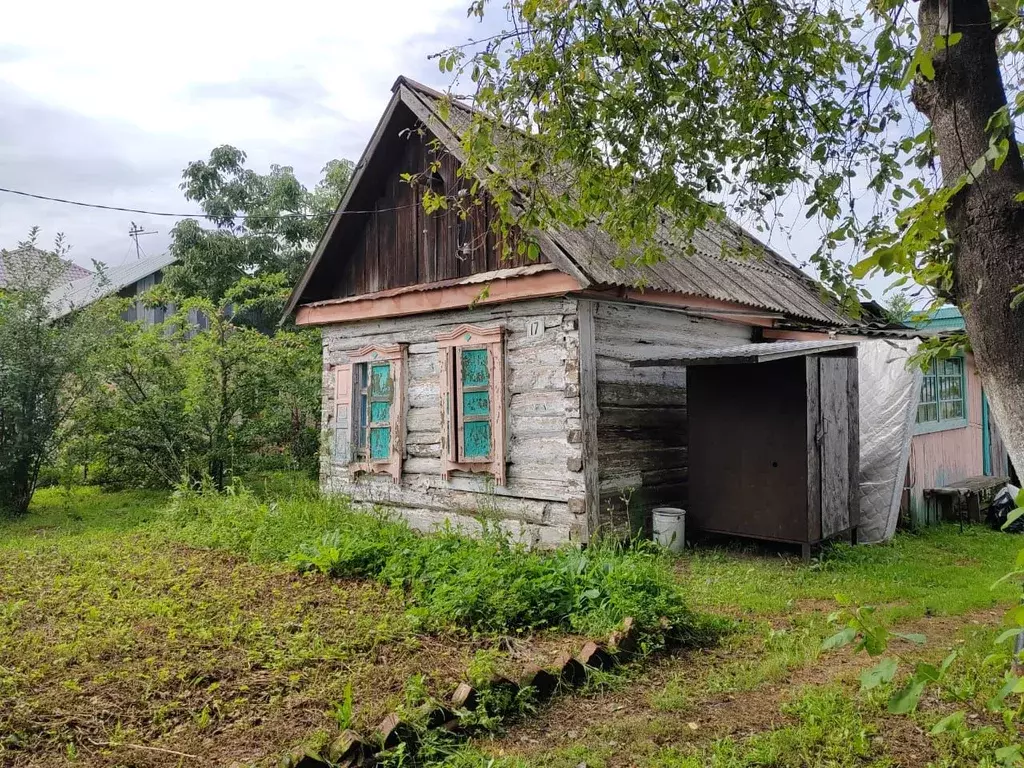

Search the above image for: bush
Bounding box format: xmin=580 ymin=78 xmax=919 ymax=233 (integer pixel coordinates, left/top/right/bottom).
xmin=162 ymin=483 xmax=722 ymax=644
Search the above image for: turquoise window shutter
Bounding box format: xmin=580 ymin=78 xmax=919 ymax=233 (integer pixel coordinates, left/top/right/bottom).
xmin=368 ymin=362 xmax=392 ymax=461
xmin=460 ymin=348 xmax=491 ymax=459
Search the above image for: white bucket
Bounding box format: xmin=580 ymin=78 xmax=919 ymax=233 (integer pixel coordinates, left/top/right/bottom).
xmin=652 ymin=507 xmax=686 ymax=553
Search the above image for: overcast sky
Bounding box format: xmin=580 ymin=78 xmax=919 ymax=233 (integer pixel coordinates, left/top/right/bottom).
xmin=0 ymin=1 xmax=893 ymax=300
xmin=0 ymin=0 xmax=483 ymax=268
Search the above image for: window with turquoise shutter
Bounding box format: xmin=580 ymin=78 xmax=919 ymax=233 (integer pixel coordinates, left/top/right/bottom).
xmin=353 ymin=361 xmax=394 ymax=461
xmin=460 ymin=348 xmax=491 ymax=459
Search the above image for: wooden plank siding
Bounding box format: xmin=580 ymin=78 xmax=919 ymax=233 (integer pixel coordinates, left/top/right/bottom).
xmin=590 ymin=302 xmax=752 ymax=536
xmin=325 ymin=119 xmax=545 ymax=301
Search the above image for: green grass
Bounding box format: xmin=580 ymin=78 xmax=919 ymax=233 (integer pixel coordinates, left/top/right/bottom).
xmin=680 ymin=526 xmax=1024 ymax=619
xmin=0 ymin=485 xmax=578 ymax=767
xmin=162 ymin=482 xmax=721 ymax=642
xmin=6 ymin=484 xmax=1024 ymax=767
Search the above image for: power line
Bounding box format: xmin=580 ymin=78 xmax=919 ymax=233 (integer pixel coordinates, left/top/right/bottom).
xmin=0 ymin=186 xmax=418 ymax=220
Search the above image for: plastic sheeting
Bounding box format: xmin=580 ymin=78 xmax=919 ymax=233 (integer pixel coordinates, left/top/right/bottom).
xmin=856 ymin=339 xmax=922 ymax=543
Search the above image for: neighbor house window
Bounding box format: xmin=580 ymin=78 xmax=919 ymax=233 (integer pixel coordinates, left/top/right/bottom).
xmin=437 ymin=324 xmax=506 ymax=485
xmin=332 ymin=344 xmax=406 ymax=481
xmin=916 ymin=357 xmax=967 ymax=432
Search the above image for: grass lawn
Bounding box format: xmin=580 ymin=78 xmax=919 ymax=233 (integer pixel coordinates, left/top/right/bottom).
xmin=476 ymin=528 xmax=1024 ymax=768
xmin=4 ymin=487 xmax=1024 ymax=768
xmin=0 ymin=488 xmax=577 ymax=767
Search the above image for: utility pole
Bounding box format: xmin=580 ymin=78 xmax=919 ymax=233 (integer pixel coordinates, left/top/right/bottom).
xmin=128 ymin=222 xmax=157 ymax=259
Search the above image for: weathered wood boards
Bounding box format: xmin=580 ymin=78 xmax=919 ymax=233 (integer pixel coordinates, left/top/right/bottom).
xmin=321 ymin=298 xmax=586 ymax=545
xmin=591 ymin=302 xmax=752 ymax=535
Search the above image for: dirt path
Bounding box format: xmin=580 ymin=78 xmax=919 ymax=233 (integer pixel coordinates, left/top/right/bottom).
xmin=484 ymin=607 xmax=1007 ymax=767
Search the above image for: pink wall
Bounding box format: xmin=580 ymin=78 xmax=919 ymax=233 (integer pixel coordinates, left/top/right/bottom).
xmin=907 ymin=353 xmax=985 ymax=522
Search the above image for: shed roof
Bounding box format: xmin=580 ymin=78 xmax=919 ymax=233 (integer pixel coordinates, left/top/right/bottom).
xmin=630 ymin=339 xmax=859 ymax=367
xmin=286 ymin=77 xmax=853 ymax=327
xmin=48 ymin=251 xmax=177 ymax=318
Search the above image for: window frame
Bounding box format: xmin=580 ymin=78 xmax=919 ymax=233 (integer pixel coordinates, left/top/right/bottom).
xmin=914 ymin=355 xmax=968 ymax=435
xmin=437 ymin=324 xmax=506 ymax=485
xmin=333 ymin=343 xmax=406 ymax=481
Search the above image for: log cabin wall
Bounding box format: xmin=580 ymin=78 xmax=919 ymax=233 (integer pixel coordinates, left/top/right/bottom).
xmin=589 ymin=301 xmax=753 ymax=536
xmin=320 ymin=297 xmax=586 ymax=547
xmin=323 ymin=116 xmax=545 ymax=301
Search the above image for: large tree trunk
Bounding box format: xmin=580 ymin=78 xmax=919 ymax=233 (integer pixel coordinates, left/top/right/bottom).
xmin=913 ymin=0 xmax=1024 ymax=478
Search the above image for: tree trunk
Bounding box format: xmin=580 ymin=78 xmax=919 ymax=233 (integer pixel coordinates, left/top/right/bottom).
xmin=913 ymin=0 xmax=1024 ymax=479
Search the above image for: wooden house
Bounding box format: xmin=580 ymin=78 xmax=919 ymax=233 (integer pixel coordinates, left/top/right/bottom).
xmin=285 ymin=77 xmax=857 ymax=547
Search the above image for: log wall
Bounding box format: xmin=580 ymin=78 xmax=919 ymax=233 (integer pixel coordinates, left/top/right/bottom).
xmin=589 ymin=301 xmax=752 ymax=535
xmin=321 ymin=298 xmax=585 ymax=546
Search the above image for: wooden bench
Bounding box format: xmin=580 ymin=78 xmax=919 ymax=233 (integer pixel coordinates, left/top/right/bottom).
xmin=923 ymin=475 xmax=1010 ymax=528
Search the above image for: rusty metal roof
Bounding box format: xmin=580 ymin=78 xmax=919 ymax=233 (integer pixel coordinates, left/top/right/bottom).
xmin=399 ymin=77 xmax=852 ymax=327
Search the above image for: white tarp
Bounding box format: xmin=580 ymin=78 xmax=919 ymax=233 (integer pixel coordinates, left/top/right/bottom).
xmin=857 ymin=338 xmax=922 ymax=543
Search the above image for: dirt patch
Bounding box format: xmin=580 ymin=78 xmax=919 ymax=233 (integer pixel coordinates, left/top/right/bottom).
xmin=484 ymin=608 xmax=1006 ymax=767
xmin=0 ymin=539 xmax=581 ymax=768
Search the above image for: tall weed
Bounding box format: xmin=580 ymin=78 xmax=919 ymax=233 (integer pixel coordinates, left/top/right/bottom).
xmin=162 ymin=483 xmax=721 ymax=643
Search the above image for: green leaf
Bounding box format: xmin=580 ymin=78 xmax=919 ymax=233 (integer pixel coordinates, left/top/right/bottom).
xmin=915 ymin=662 xmax=941 ymax=683
xmin=860 ymin=657 xmax=898 ymax=690
xmin=996 ymin=745 xmax=1024 ymax=765
xmin=888 ymin=680 xmax=926 ymax=714
xmin=969 ymin=154 xmax=987 ymax=179
xmin=988 ymin=675 xmax=1019 ymax=710
xmin=939 ymin=651 xmax=957 ymax=677
xmin=893 ymin=632 xmax=927 ymax=645
xmin=1016 ymin=489 xmax=1024 ymax=508
xmin=930 ymin=710 xmax=964 ymax=734
xmin=527 ymin=241 xmax=541 ymax=261
xmin=1002 ymin=508 xmax=1024 ymax=531
xmin=996 ymin=628 xmax=1023 ymax=645
xmin=851 ymin=255 xmax=879 ymax=279
xmin=821 ymin=626 xmax=857 ymax=651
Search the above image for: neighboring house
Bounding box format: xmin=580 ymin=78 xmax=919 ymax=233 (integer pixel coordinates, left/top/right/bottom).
xmin=286 ymin=76 xmax=861 ymax=548
xmin=771 ymin=304 xmax=1015 ymax=528
xmin=0 ymin=246 xmax=92 ymax=291
xmin=903 ymin=306 xmax=1015 ymax=523
xmin=47 ymin=252 xmax=192 ymax=327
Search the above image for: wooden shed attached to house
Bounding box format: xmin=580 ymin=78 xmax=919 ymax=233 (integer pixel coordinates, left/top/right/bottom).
xmin=285 ymin=76 xmax=856 ymax=547
xmin=636 ymin=341 xmax=860 ymax=557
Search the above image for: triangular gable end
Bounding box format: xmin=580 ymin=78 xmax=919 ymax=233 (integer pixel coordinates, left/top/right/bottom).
xmin=285 ymin=80 xmax=589 ymax=317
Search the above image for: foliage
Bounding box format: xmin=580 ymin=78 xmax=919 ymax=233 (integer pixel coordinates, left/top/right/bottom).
xmin=75 ymin=278 xmax=322 ymax=489
xmin=0 ymin=229 xmax=112 ymax=516
xmin=164 ymin=146 xmax=353 ymax=310
xmin=822 ymin=503 xmax=1024 ymax=762
xmin=435 ymin=0 xmax=920 ymax=304
xmin=163 ymin=482 xmax=720 ymax=641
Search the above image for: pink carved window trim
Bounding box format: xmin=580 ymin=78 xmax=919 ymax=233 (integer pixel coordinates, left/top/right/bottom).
xmin=437 ymin=324 xmax=507 ymax=486
xmin=338 ymin=343 xmax=407 ymax=482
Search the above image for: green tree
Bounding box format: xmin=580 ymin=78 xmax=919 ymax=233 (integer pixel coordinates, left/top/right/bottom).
xmin=81 ymin=277 xmax=321 ymax=490
xmin=165 ymin=146 xmax=353 ymax=308
xmin=437 ymin=0 xmax=1024 ymax=477
xmin=0 ymin=230 xmax=109 ymax=516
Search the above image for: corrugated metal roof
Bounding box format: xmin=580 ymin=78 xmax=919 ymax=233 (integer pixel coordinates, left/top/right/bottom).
xmin=911 ymin=306 xmax=965 ymax=332
xmin=48 ymin=252 xmax=177 ymax=318
xmin=399 ymin=78 xmax=852 ymax=327
xmin=630 ymin=339 xmax=859 ymax=367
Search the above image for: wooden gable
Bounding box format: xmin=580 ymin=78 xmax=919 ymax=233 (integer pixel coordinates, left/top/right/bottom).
xmin=298 ymin=101 xmax=547 ymax=306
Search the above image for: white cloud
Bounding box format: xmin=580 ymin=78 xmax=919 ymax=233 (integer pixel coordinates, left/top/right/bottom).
xmin=0 ymin=0 xmax=477 ymax=266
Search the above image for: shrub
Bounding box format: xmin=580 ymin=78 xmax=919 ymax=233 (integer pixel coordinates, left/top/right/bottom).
xmin=162 ymin=483 xmax=721 ymax=644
